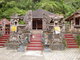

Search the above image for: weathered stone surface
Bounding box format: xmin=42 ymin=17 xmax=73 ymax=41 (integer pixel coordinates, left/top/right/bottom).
xmin=0 ymin=48 xmax=80 ymax=60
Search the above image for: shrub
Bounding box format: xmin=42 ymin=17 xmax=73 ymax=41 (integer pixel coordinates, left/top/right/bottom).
xmin=0 ymin=31 xmax=2 ymax=37
xmin=19 ymin=20 xmax=25 ymax=24
xmin=76 ymin=34 xmax=80 ymax=46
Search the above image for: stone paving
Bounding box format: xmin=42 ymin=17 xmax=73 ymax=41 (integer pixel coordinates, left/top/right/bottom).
xmin=0 ymin=48 xmax=80 ymax=60
xmin=43 ymin=48 xmax=80 ymax=60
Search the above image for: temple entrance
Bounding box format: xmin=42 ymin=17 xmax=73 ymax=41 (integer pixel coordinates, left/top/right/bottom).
xmin=32 ymin=18 xmax=43 ymax=30
xmin=5 ymin=24 xmax=10 ymax=34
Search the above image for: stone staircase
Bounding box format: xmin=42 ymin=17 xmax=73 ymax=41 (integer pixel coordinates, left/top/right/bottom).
xmin=0 ymin=34 xmax=9 ymax=47
xmin=27 ymin=30 xmax=43 ymax=50
xmin=64 ymin=34 xmax=79 ymax=48
xmin=30 ymin=30 xmax=43 ymax=34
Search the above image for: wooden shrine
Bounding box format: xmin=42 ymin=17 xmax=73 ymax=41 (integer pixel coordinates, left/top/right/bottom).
xmin=9 ymin=9 xmax=64 ymax=50
xmin=0 ymin=18 xmax=10 ymax=35
xmin=10 ymin=14 xmax=26 ymax=33
xmin=65 ymin=10 xmax=80 ymax=33
xmin=10 ymin=9 xmax=64 ymax=33
xmin=23 ymin=9 xmax=64 ymax=31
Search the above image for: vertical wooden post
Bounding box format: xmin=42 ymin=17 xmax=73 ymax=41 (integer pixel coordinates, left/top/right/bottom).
xmin=73 ymin=16 xmax=75 ymax=32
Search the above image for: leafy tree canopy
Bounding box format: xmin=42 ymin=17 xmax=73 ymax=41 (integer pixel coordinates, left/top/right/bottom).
xmin=0 ymin=0 xmax=80 ymax=19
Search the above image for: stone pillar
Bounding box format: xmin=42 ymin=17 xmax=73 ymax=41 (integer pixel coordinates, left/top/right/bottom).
xmin=43 ymin=13 xmax=51 ymax=31
xmin=2 ymin=21 xmax=5 ymax=35
xmin=27 ymin=10 xmax=32 ymax=30
xmin=71 ymin=20 xmax=75 ymax=32
xmin=43 ymin=19 xmax=47 ymax=31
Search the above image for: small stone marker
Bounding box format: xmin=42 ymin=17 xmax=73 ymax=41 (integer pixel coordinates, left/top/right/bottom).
xmin=17 ymin=45 xmax=25 ymax=52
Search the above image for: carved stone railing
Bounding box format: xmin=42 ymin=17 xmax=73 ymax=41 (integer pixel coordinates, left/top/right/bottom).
xmin=49 ymin=32 xmax=65 ymax=50
xmin=6 ymin=32 xmax=31 ymax=49
xmin=65 ymin=24 xmax=71 ymax=33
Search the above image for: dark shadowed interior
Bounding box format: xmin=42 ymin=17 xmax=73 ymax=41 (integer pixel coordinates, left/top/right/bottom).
xmin=32 ymin=18 xmax=42 ymax=30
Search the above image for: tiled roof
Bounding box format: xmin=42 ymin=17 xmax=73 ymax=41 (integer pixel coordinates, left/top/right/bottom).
xmin=0 ymin=18 xmax=10 ymax=25
xmin=65 ymin=10 xmax=80 ymax=21
xmin=32 ymin=9 xmax=54 ymax=18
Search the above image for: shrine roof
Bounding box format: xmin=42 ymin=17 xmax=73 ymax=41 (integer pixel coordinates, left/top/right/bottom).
xmin=65 ymin=10 xmax=80 ymax=21
xmin=0 ymin=18 xmax=10 ymax=25
xmin=32 ymin=9 xmax=55 ymax=18
xmin=23 ymin=9 xmax=64 ymax=22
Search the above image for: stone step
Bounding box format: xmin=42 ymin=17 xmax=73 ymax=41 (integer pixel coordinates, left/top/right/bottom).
xmin=65 ymin=36 xmax=74 ymax=38
xmin=64 ymin=34 xmax=73 ymax=36
xmin=0 ymin=41 xmax=7 ymax=43
xmin=31 ymin=36 xmax=42 ymax=38
xmin=0 ymin=39 xmax=8 ymax=41
xmin=27 ymin=47 xmax=43 ymax=50
xmin=28 ymin=44 xmax=43 ymax=47
xmin=67 ymin=42 xmax=77 ymax=44
xmin=31 ymin=38 xmax=42 ymax=40
xmin=66 ymin=39 xmax=75 ymax=40
xmin=0 ymin=44 xmax=5 ymax=46
xmin=66 ymin=40 xmax=76 ymax=42
xmin=67 ymin=44 xmax=78 ymax=46
xmin=30 ymin=42 xmax=42 ymax=44
xmin=30 ymin=40 xmax=42 ymax=42
xmin=67 ymin=43 xmax=78 ymax=45
xmin=27 ymin=33 xmax=43 ymax=51
xmin=0 ymin=37 xmax=9 ymax=38
xmin=31 ymin=30 xmax=43 ymax=34
xmin=64 ymin=34 xmax=79 ymax=48
xmin=0 ymin=34 xmax=9 ymax=48
xmin=32 ymin=38 xmax=42 ymax=40
xmin=32 ymin=34 xmax=42 ymax=36
xmin=67 ymin=45 xmax=79 ymax=48
xmin=67 ymin=41 xmax=76 ymax=43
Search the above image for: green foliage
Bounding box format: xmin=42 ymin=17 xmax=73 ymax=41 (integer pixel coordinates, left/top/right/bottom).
xmin=76 ymin=34 xmax=80 ymax=46
xmin=0 ymin=33 xmax=2 ymax=37
xmin=0 ymin=0 xmax=80 ymax=19
xmin=36 ymin=1 xmax=54 ymax=12
xmin=17 ymin=0 xmax=34 ymax=10
xmin=0 ymin=31 xmax=2 ymax=37
xmin=2 ymin=7 xmax=26 ymax=18
xmin=19 ymin=20 xmax=25 ymax=24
